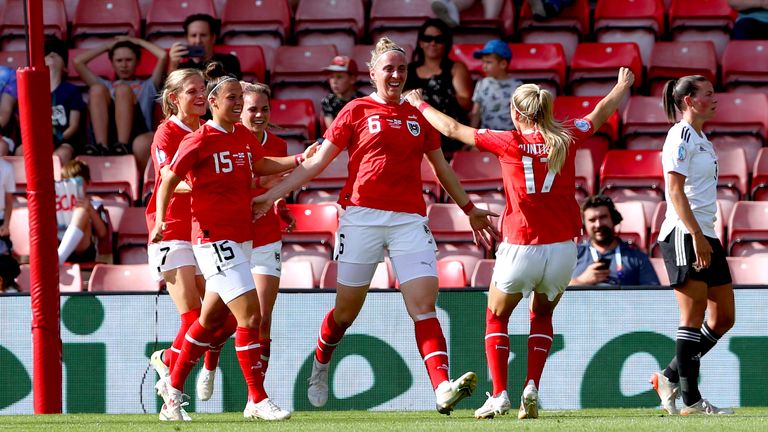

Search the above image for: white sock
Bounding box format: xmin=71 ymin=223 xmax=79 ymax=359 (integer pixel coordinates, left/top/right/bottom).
xmin=57 ymin=225 xmax=84 ymax=265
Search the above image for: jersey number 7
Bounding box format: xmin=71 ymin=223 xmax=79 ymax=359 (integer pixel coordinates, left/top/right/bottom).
xmin=522 ymin=156 xmax=556 ymax=194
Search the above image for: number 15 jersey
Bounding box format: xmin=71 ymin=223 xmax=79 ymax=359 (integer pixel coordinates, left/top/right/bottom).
xmin=474 ymin=118 xmax=594 ymax=245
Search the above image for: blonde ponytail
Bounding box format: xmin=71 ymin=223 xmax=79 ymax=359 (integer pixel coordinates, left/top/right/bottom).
xmin=512 ymin=84 xmax=572 ymax=173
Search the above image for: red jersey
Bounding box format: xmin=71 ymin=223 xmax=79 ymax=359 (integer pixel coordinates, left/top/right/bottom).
xmin=252 ymin=131 xmax=287 ymax=247
xmin=474 ymin=118 xmax=594 ymax=245
xmin=145 ymin=116 xmax=197 ymax=243
xmin=325 ymin=93 xmax=441 ymax=216
xmin=170 ymin=121 xmax=264 ymax=244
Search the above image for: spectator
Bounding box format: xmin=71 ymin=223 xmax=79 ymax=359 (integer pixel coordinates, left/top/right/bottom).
xmin=0 ymin=66 xmax=18 ymax=156
xmin=569 ymin=195 xmax=660 ymax=286
xmin=0 ymin=157 xmax=19 ymax=292
xmin=320 ymin=56 xmax=366 ymax=129
xmin=56 ymin=160 xmax=108 ymax=266
xmin=430 ymin=0 xmax=505 ymax=28
xmin=168 ymin=13 xmax=242 ymax=80
xmin=728 ymin=0 xmax=768 ymax=40
xmin=470 ymin=40 xmax=521 ymax=131
xmin=404 ymin=19 xmax=473 ymax=156
xmin=73 ymin=36 xmax=167 ymax=172
xmin=527 ymin=0 xmax=576 ymax=20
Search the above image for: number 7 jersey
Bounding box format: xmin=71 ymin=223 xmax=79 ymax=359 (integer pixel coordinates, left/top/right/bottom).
xmin=474 ymin=118 xmax=594 ymax=245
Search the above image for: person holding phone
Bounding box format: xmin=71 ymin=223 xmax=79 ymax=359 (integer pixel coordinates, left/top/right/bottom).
xmin=569 ymin=195 xmax=659 ymax=286
xmin=169 ymin=14 xmax=242 ymax=80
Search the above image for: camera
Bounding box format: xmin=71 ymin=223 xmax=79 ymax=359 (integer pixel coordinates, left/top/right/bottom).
xmin=185 ymin=45 xmax=206 ymax=58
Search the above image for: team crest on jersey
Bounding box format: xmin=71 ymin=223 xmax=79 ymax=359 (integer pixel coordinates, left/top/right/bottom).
xmin=677 ymin=144 xmax=686 ymax=161
xmin=407 ymin=120 xmax=420 ymax=136
xmin=574 ymin=119 xmax=590 ymax=132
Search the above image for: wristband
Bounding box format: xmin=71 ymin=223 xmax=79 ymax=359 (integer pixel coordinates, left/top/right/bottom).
xmin=418 ymin=102 xmax=430 ymax=113
xmin=294 ymin=153 xmax=305 ymax=166
xmin=460 ymin=201 xmax=475 ymax=215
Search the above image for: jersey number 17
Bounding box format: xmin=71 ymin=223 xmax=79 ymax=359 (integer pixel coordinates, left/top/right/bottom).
xmin=522 ymin=156 xmax=556 ymax=194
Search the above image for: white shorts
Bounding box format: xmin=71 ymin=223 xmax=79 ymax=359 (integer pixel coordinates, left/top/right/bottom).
xmin=148 ymin=240 xmax=200 ymax=282
xmin=250 ymin=240 xmax=282 ymax=278
xmin=333 ymin=206 xmax=438 ymax=264
xmin=492 ymin=240 xmax=576 ymax=301
xmin=193 ymin=240 xmax=255 ymax=304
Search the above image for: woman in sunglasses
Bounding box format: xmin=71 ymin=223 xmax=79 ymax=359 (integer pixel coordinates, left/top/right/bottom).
xmin=404 ymin=18 xmax=473 ymax=157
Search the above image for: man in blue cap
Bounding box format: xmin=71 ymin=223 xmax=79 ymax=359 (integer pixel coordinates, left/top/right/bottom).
xmin=470 ymin=39 xmax=521 ymax=131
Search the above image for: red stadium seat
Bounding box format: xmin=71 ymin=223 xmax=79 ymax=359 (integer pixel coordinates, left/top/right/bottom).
xmin=71 ymin=0 xmax=142 ymax=47
xmin=3 ymin=155 xmax=62 ymax=199
xmin=270 ymin=99 xmax=318 ymax=141
xmin=76 ymin=155 xmax=140 ymax=205
xmin=649 ymin=257 xmax=670 ymax=285
xmin=369 ymin=0 xmax=434 ymax=47
xmin=508 ymin=43 xmax=567 ymax=95
xmin=574 ymin=148 xmax=595 ymax=202
xmin=453 ymin=0 xmax=515 ymax=45
xmin=437 ymin=260 xmax=467 ymax=288
xmin=621 ymin=96 xmax=668 ymax=150
xmin=112 ymin=206 xmax=149 ymax=263
xmin=613 ymin=201 xmax=649 ymax=251
xmin=295 ymin=151 xmax=348 ymax=204
xmin=716 ymin=147 xmax=749 ymax=201
xmin=427 ymin=203 xmax=475 ymax=243
xmin=67 ymin=47 xmax=159 ymax=85
xmin=16 ymin=263 xmax=84 ymax=292
xmin=470 ymin=258 xmax=494 ymax=288
xmin=448 ymin=43 xmax=486 ymax=81
xmin=649 ymin=200 xmax=726 ymax=257
xmin=294 ymin=0 xmax=365 ymax=55
xmin=271 ymin=45 xmax=338 ymax=85
xmin=727 ymin=256 xmax=768 ymax=285
xmin=0 ymin=50 xmax=27 ymax=69
xmin=668 ymin=0 xmax=736 ymax=61
xmin=553 ymin=96 xmax=619 ymax=169
xmin=213 ymin=45 xmax=266 ymax=84
xmin=518 ymin=0 xmax=590 ymax=62
xmin=142 ymin=158 xmax=154 ymax=205
xmin=594 ymin=0 xmax=665 ymax=66
xmin=1 ymin=0 xmax=67 ymax=50
xmin=728 ymin=201 xmax=768 ymax=256
xmin=282 ymin=203 xmax=339 ymax=247
xmin=569 ymin=42 xmax=643 ymax=96
xmin=449 ymin=151 xmax=503 ymax=194
xmin=276 ymin=260 xmax=316 ymax=289
xmin=220 ymin=0 xmax=291 ymax=49
xmin=647 ymin=41 xmax=718 ymax=96
xmin=721 ymin=40 xmax=768 ymax=93
xmin=145 ymin=0 xmax=217 ymax=47
xmin=752 ymin=148 xmax=768 ymax=201
xmin=600 ymin=150 xmax=664 ymax=222
xmin=319 ymin=260 xmax=393 ymax=289
xmin=421 ymin=157 xmax=441 ymax=204
xmin=705 ymin=93 xmax=768 ymax=147
xmin=437 ymin=244 xmax=484 ymax=286
xmin=281 ymin=243 xmax=329 ymax=287
xmin=88 ymin=264 xmax=160 ymax=292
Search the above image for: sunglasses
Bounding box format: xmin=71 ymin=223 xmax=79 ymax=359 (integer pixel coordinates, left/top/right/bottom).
xmin=420 ymin=35 xmax=447 ymax=44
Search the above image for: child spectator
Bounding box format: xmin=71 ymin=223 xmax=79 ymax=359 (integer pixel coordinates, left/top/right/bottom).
xmin=470 ymin=40 xmax=521 ymax=131
xmin=0 ymin=66 xmax=18 ymax=156
xmin=320 ymin=56 xmax=366 ymax=129
xmin=0 ymin=157 xmax=19 ymax=292
xmin=56 ymin=160 xmax=108 ymax=266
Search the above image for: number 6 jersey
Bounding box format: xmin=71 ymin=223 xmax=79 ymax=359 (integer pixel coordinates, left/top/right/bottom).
xmin=474 ymin=118 xmax=594 ymax=245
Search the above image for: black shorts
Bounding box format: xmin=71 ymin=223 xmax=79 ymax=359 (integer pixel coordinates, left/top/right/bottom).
xmin=108 ymin=102 xmax=149 ymax=146
xmin=66 ymin=242 xmax=97 ymax=264
xmin=659 ymin=228 xmax=732 ymax=288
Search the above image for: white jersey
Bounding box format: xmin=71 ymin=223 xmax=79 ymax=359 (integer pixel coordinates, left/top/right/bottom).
xmin=659 ymin=120 xmax=718 ymax=240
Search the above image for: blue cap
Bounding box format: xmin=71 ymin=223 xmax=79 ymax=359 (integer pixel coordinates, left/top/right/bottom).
xmin=473 ymin=40 xmax=512 ymax=61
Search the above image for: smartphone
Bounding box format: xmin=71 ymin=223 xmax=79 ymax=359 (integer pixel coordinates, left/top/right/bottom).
xmin=185 ymin=45 xmax=206 ymax=58
xmin=596 ymin=257 xmax=612 ymax=270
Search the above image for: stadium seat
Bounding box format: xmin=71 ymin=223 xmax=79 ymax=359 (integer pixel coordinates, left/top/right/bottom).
xmin=295 ymin=151 xmax=348 ymax=204
xmin=647 ymin=41 xmax=718 ymax=96
xmin=705 ymin=93 xmax=768 ymax=160
xmin=1 ymin=0 xmax=67 ymax=50
xmin=518 ymin=0 xmax=590 ymax=62
xmin=668 ymin=0 xmax=736 ymax=61
xmin=427 ymin=203 xmax=475 ymax=244
xmin=142 ymin=159 xmax=154 ymax=205
xmin=282 ymin=203 xmax=339 ymax=247
xmin=727 ymin=201 xmax=768 ymax=256
xmin=281 ymin=243 xmax=329 ymax=287
xmin=649 ymin=200 xmax=726 ymax=257
xmin=721 ymin=40 xmax=768 ymax=93
xmin=294 ymin=0 xmax=365 ymax=55
xmin=621 ymin=96 xmax=668 ymax=150
xmin=76 ymin=155 xmax=140 ymax=205
xmin=420 ymin=157 xmax=441 ymax=204
xmin=0 ymin=50 xmax=27 ymax=69
xmin=613 ymin=201 xmax=648 ymax=251
xmin=437 ymin=260 xmax=466 ymax=288
xmin=67 ymin=47 xmax=159 ymax=85
xmin=270 ymin=99 xmax=318 ymax=141
xmin=553 ymin=96 xmax=619 ymax=169
xmin=213 ymin=45 xmax=266 ymax=84
xmin=568 ymin=42 xmax=643 ymax=97
xmin=271 ymin=45 xmax=338 ymax=85
xmin=9 ymin=207 xmax=29 ymax=260
xmin=2 ymin=155 xmax=62 ymax=199
xmin=88 ymin=264 xmax=160 ymax=292
xmin=16 ymin=263 xmax=84 ymax=292
xmin=437 ymin=244 xmax=484 ymax=286
xmin=145 ymin=0 xmax=217 ymax=47
xmin=649 ymin=257 xmax=670 ymax=285
xmin=453 ymin=0 xmax=515 ymax=45
xmin=220 ymin=0 xmax=291 ymax=49
xmin=574 ymin=148 xmax=595 ymax=202
xmin=752 ymin=148 xmax=768 ymax=201
xmin=71 ymin=0 xmax=142 ymax=47
xmin=470 ymin=258 xmax=494 ymax=288
xmin=599 ymin=150 xmax=664 ymax=222
xmin=277 ymin=260 xmax=315 ymax=289
xmin=727 ymin=256 xmax=768 ymax=284
xmin=448 ymin=43 xmax=488 ymax=81
xmin=319 ymin=260 xmax=393 ymax=289
xmin=508 ymin=43 xmax=567 ymax=95
xmin=716 ymin=147 xmax=749 ymax=201
xmin=594 ymin=0 xmax=665 ymax=66
xmin=369 ymin=0 xmax=434 ymax=47
xmin=111 ymin=206 xmax=149 ymax=264
xmin=449 ymin=151 xmax=503 ymax=194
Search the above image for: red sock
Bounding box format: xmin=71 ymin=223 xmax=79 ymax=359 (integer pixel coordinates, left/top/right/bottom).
xmin=235 ymin=327 xmax=267 ymax=403
xmin=315 ymin=309 xmax=348 ymax=364
xmin=260 ymin=338 xmax=271 ymax=376
xmin=167 ymin=308 xmax=200 ymax=375
xmin=485 ymin=308 xmax=510 ymax=396
xmin=526 ymin=310 xmax=553 ymax=390
xmin=414 ymin=316 xmax=450 ymax=389
xmin=170 ymin=320 xmax=213 ymax=390
xmin=204 ymin=313 xmax=237 ymax=370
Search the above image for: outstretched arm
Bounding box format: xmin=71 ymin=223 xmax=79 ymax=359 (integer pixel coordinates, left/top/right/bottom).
xmin=584 ymin=67 xmax=634 ymax=131
xmin=405 ymin=89 xmax=478 ymax=146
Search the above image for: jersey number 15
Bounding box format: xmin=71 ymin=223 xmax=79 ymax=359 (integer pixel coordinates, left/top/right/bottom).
xmin=522 ymin=156 xmax=556 ymax=194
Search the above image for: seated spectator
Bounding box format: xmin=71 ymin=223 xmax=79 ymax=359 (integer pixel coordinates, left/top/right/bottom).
xmin=56 ymin=160 xmax=108 ymax=266
xmin=470 ymin=39 xmax=521 ymax=131
xmin=73 ymin=37 xmax=166 ymax=172
xmin=320 ymin=56 xmax=366 ymax=129
xmin=570 ymin=195 xmax=660 ymax=286
xmin=0 ymin=157 xmax=19 ymax=292
xmin=729 ymin=0 xmax=768 ymax=40
xmin=430 ymin=0 xmax=505 ymax=28
xmin=168 ymin=13 xmax=242 ymax=79
xmin=0 ymin=66 xmax=18 ymax=156
xmin=527 ymin=0 xmax=576 ymax=20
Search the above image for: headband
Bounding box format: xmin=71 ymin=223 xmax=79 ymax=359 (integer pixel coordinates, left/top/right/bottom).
xmin=208 ymin=77 xmax=237 ymax=97
xmin=511 ymin=98 xmax=534 ymax=122
xmin=370 ymin=47 xmax=407 ymax=69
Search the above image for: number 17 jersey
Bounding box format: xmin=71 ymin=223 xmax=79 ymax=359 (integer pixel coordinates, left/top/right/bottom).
xmin=474 ymin=118 xmax=593 ymax=245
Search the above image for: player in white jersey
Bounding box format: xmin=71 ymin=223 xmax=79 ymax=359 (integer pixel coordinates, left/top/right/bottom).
xmin=651 ymin=75 xmax=734 ymax=416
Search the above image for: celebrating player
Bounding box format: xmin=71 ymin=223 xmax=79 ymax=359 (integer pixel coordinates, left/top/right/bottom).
xmin=405 ymin=68 xmax=634 ymax=419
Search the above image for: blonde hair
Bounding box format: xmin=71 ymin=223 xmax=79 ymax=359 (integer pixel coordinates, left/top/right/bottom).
xmin=367 ymin=37 xmax=407 ymax=70
xmin=512 ymin=84 xmax=572 ymax=174
xmin=160 ymin=68 xmax=204 ymax=118
xmin=242 ymin=82 xmax=271 ymax=100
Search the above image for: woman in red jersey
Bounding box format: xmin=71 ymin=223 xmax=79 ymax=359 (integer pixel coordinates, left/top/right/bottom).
xmin=405 ymin=68 xmax=634 ymax=420
xmin=253 ymin=37 xmax=498 ymax=415
xmin=151 ymin=63 xmax=313 ymax=422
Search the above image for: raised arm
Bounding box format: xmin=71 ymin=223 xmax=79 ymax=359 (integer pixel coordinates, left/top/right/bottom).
xmin=118 ymin=36 xmax=169 ymax=89
xmin=405 ymin=89 xmax=478 ymax=146
xmin=72 ymin=41 xmax=113 ymax=87
xmin=584 ymin=67 xmax=634 ymax=132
